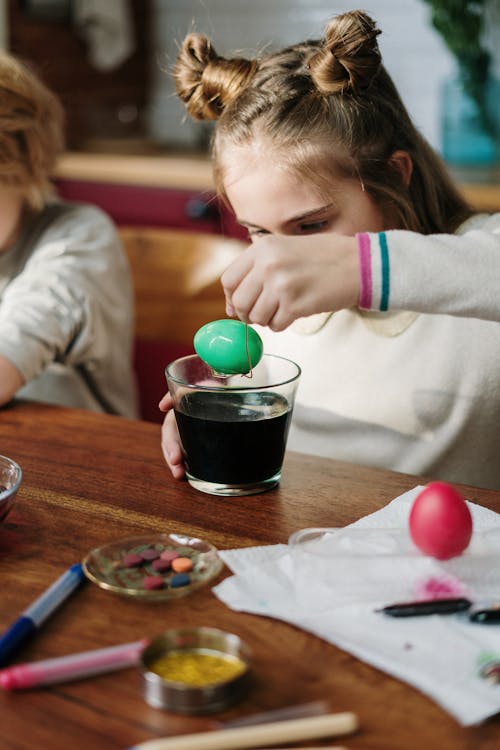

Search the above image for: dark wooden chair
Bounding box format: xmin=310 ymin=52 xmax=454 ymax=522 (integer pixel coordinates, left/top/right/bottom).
xmin=119 ymin=227 xmax=245 ymax=423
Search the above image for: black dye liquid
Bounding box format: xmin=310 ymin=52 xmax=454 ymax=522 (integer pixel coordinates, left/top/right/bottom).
xmin=175 ymin=391 xmax=292 ymax=484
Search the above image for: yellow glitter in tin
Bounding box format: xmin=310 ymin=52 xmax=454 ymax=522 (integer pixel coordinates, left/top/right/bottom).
xmin=149 ymin=649 xmax=247 ymax=686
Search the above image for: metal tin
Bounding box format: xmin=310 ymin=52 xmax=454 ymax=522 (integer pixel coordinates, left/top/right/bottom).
xmin=141 ymin=627 xmax=251 ymax=714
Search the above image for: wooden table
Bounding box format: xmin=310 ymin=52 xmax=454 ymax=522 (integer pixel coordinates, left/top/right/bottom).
xmin=1 ymin=400 xmax=500 ymax=750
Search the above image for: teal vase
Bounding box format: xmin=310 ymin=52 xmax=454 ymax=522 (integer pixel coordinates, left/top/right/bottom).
xmin=441 ymin=69 xmax=500 ymax=166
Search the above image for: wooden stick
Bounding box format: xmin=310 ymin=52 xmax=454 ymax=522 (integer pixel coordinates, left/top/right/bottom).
xmin=129 ymin=711 xmax=359 ymax=750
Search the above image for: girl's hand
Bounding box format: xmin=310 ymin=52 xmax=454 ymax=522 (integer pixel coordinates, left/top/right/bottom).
xmin=159 ymin=392 xmax=185 ymax=479
xmin=221 ymin=234 xmax=359 ymax=331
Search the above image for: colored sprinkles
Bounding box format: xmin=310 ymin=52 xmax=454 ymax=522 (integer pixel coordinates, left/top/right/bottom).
xmin=83 ymin=533 xmax=223 ymax=600
xmin=123 ymin=553 xmax=143 ymax=568
xmin=151 ymin=558 xmax=173 ymax=573
xmin=119 ymin=543 xmax=200 ymax=590
xmin=170 ymin=572 xmax=191 ymax=588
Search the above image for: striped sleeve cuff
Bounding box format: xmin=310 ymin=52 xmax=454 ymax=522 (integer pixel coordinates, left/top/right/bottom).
xmin=356 ymin=232 xmax=390 ymax=311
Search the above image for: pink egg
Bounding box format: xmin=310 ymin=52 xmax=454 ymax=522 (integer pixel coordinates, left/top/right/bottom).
xmin=409 ymin=482 xmax=473 ymax=560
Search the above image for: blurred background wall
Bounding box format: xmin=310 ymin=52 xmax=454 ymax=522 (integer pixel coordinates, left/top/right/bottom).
xmin=3 ymin=0 xmax=486 ymax=156
xmin=148 ymin=0 xmax=454 ymax=154
xmin=0 ymin=1 xmax=6 ymax=47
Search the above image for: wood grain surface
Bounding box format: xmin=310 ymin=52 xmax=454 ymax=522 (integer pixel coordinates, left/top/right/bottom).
xmin=1 ymin=400 xmax=500 ymax=750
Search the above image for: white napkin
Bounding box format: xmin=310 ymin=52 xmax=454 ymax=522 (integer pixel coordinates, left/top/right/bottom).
xmin=213 ymin=487 xmax=500 ymax=726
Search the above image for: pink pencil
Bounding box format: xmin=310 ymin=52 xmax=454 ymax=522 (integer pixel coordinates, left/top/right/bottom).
xmin=0 ymin=638 xmax=149 ymax=690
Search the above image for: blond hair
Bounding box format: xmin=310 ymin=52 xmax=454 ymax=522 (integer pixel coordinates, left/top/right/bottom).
xmin=174 ymin=10 xmax=472 ymax=234
xmin=0 ymin=51 xmax=64 ymax=210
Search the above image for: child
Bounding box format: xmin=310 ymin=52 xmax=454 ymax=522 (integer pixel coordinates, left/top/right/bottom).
xmin=161 ymin=10 xmax=500 ymax=490
xmin=0 ymin=51 xmax=137 ymax=417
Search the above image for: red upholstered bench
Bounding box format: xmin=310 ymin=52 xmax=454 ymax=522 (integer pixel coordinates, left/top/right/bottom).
xmin=133 ymin=339 xmax=193 ymax=424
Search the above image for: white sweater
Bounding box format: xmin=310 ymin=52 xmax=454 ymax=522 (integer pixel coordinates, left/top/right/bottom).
xmin=256 ymin=212 xmax=500 ymax=490
xmin=0 ymin=201 xmax=137 ymax=417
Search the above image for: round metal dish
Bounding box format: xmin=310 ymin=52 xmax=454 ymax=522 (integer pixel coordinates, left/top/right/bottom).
xmin=141 ymin=626 xmax=251 ymax=713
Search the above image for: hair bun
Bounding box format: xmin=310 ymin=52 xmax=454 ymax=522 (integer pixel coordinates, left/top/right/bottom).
xmin=308 ymin=10 xmax=382 ymax=95
xmin=174 ymin=32 xmax=257 ymax=120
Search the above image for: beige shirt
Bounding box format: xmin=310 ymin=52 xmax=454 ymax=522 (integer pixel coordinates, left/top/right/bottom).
xmin=255 ymin=213 xmax=500 ymax=491
xmin=0 ymin=201 xmax=137 ymax=417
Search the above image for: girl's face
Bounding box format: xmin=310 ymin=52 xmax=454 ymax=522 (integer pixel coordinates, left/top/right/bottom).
xmin=222 ymin=146 xmax=386 ymax=241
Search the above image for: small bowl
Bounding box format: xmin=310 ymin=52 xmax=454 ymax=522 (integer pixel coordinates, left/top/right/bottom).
xmin=141 ymin=627 xmax=251 ymax=714
xmin=82 ymin=533 xmax=223 ymax=601
xmin=289 ymin=526 xmax=413 ymax=561
xmin=0 ymin=455 xmax=22 ymax=524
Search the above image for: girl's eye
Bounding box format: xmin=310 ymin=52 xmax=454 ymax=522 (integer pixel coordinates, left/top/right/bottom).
xmin=247 ymin=228 xmax=270 ymax=240
xmin=297 ymin=220 xmax=329 ymax=234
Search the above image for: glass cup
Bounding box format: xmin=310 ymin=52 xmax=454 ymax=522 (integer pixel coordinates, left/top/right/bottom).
xmin=165 ymin=353 xmax=301 ymax=496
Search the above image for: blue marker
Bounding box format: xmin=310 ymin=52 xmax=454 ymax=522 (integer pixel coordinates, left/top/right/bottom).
xmin=0 ymin=563 xmax=85 ymax=666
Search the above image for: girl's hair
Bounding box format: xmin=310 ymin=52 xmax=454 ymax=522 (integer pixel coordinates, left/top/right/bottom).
xmin=174 ymin=10 xmax=473 ymax=233
xmin=0 ymin=51 xmax=65 ymax=211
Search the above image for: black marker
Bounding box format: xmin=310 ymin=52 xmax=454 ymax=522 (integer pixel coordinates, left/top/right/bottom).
xmin=470 ymin=606 xmax=500 ymax=623
xmin=377 ymin=597 xmax=472 ymax=617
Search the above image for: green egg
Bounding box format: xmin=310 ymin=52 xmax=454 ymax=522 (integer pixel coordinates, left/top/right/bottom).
xmin=194 ymin=319 xmax=264 ymax=375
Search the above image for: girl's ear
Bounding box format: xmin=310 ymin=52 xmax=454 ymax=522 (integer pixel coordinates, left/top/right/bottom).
xmin=389 ymin=150 xmax=413 ymax=187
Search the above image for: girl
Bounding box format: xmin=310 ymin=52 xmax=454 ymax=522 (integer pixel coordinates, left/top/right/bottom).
xmin=161 ymin=9 xmax=500 ymax=490
xmin=0 ymin=52 xmax=136 ymax=416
